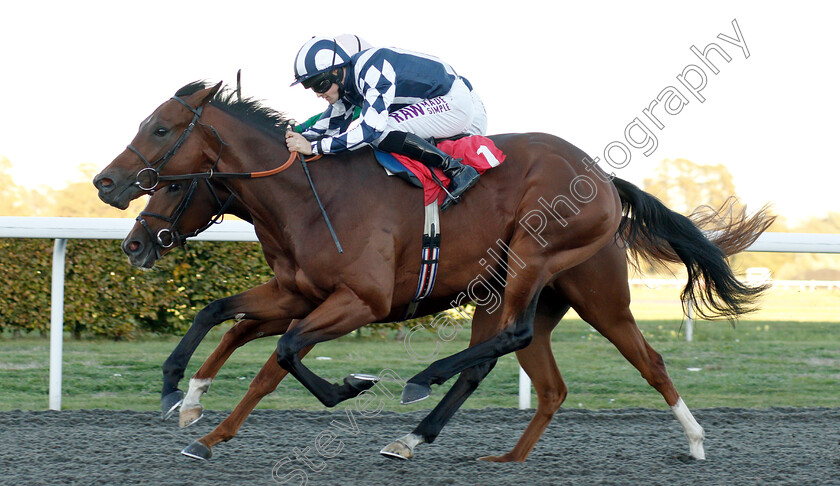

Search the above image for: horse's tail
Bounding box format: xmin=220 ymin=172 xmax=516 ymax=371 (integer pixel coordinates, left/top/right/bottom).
xmin=612 ymin=177 xmax=776 ymax=320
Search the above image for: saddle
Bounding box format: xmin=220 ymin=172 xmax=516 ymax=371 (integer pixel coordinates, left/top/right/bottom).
xmin=373 ymin=135 xmax=506 ymax=205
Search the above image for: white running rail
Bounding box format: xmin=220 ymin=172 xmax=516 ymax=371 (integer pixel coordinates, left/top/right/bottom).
xmin=1 ymin=217 xmax=838 ymax=410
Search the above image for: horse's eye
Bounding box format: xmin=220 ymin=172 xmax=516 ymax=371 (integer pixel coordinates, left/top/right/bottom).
xmin=154 ymin=127 xmax=168 ymax=137
xmin=167 ymin=183 xmax=182 ymax=192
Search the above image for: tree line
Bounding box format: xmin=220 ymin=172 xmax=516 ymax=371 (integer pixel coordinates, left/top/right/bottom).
xmin=0 ymin=157 xmax=837 ymax=339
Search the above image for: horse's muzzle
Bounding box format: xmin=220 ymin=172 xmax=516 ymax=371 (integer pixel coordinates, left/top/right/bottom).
xmin=121 ymin=237 xmax=158 ymax=269
xmin=93 ymin=172 xmax=137 ymax=210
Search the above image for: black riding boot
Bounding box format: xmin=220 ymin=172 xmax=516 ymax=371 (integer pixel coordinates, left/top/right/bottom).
xmin=378 ymin=131 xmax=480 ymax=210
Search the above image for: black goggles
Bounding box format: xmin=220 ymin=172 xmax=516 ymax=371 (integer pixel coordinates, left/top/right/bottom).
xmin=304 ymin=72 xmax=336 ymax=94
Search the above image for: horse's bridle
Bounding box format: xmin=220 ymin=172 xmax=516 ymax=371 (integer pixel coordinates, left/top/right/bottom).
xmin=126 ymin=92 xmax=340 ymax=252
xmin=126 ymin=96 xmax=214 ymax=191
xmin=126 ymin=95 xmax=303 ymax=191
xmin=135 ymin=176 xmax=235 ymax=253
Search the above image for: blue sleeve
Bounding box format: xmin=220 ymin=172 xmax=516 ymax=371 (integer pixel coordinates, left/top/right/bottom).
xmin=301 ymin=99 xmax=355 ymax=141
xmin=311 ymin=57 xmax=396 ymax=154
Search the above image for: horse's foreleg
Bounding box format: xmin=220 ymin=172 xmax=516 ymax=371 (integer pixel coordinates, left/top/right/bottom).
xmin=179 ymin=318 xmax=293 ymax=428
xmin=181 ymin=347 xmax=313 ymax=461
xmin=160 ymin=279 xmax=295 ymax=419
xmin=381 ymin=302 xmax=503 ymax=460
xmin=380 ymin=359 xmax=497 ymax=460
xmin=274 ymin=288 xmax=382 ymax=408
xmin=400 ymin=294 xmax=539 ymax=405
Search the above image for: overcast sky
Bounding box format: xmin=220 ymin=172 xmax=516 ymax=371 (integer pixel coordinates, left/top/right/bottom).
xmin=1 ymin=1 xmax=837 ymax=223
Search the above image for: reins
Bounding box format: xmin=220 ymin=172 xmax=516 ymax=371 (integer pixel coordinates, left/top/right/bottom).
xmin=130 ymin=94 xmax=340 ymax=252
xmin=161 ymin=150 xmax=321 ymax=181
xmin=129 ymin=95 xmax=320 ymax=187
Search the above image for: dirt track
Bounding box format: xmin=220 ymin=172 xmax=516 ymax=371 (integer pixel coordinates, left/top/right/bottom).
xmin=0 ymin=407 xmax=838 ymax=485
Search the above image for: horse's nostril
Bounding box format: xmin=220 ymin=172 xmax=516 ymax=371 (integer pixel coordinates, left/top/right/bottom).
xmin=94 ymin=175 xmax=114 ymax=188
xmin=128 ymin=241 xmax=140 ymax=252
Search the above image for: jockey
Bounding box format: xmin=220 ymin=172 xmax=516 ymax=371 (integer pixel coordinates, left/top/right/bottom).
xmin=293 ymin=35 xmax=369 ymax=134
xmin=285 ymin=36 xmax=488 ymax=210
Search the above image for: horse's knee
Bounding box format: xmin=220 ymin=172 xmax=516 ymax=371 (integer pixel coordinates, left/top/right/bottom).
xmin=194 ymin=299 xmax=227 ymax=326
xmin=501 ymin=325 xmax=533 ymax=354
xmin=517 ymin=328 xmax=534 ymax=350
xmin=275 ymin=334 xmax=299 ymax=369
xmin=461 ymin=360 xmax=497 ymax=389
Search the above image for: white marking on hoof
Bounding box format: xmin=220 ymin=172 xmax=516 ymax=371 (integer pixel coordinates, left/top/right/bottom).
xmin=179 ymin=406 xmax=205 ymax=428
xmin=380 ymin=433 xmax=424 ymax=460
xmin=182 ymin=378 xmax=211 ymax=409
xmin=671 ymin=397 xmax=706 ymax=460
xmin=180 ymin=378 xmax=211 ymax=428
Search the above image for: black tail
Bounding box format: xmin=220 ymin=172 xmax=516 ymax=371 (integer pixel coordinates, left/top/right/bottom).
xmin=612 ymin=177 xmax=771 ymax=320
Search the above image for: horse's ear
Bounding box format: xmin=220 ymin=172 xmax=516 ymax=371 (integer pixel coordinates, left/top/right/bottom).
xmin=203 ymin=81 xmax=223 ymax=105
xmin=184 ymin=81 xmax=223 ymax=109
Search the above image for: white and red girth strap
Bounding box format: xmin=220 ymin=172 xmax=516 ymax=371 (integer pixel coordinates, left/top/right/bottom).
xmin=403 ymin=201 xmax=441 ymax=320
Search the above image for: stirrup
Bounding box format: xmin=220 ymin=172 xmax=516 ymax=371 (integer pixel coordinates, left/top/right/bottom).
xmin=429 ymin=170 xmax=460 ymax=211
xmin=441 ymin=166 xmax=479 ymax=211
xmin=440 ymin=194 xmax=460 ymax=211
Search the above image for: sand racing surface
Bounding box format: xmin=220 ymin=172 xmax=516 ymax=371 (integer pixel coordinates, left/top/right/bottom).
xmin=1 ymin=407 xmax=838 ymax=485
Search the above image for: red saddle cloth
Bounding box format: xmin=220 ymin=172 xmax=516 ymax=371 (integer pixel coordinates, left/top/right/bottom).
xmin=392 ymin=135 xmax=506 ymax=205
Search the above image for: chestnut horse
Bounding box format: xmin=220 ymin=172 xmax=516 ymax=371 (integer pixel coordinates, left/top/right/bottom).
xmin=123 ymin=173 xmax=772 ymax=461
xmin=96 ymin=81 xmax=769 ymax=461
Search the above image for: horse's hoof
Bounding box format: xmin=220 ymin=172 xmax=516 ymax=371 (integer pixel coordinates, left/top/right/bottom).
xmin=179 ymin=406 xmax=204 ymax=428
xmin=400 ymin=382 xmax=431 ymax=404
xmin=478 ymin=453 xmax=520 ymax=462
xmin=380 ymin=440 xmax=413 ymax=460
xmin=345 ymin=373 xmax=379 ymax=391
xmin=689 ymin=441 xmax=706 ymax=460
xmin=161 ymin=390 xmax=184 ymax=420
xmin=181 ymin=441 xmax=212 ymax=461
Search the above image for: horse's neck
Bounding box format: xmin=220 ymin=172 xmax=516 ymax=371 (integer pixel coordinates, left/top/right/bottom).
xmin=205 ymin=107 xmax=412 ymax=267
xmin=225 ymin=191 xmax=252 ymax=224
xmin=206 ymin=108 xmax=346 ymax=258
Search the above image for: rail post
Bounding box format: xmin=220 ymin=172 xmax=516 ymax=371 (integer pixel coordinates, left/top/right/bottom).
xmin=49 ymin=238 xmax=68 ymax=411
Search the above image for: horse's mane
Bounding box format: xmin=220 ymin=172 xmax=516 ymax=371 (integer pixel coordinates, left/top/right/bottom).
xmin=175 ymin=80 xmax=293 ymax=139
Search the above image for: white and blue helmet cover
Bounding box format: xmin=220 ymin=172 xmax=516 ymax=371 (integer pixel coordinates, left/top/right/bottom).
xmin=291 ymin=36 xmax=352 ymax=86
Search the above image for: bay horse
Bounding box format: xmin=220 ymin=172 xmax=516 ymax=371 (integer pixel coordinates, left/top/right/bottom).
xmin=122 ymin=172 xmax=772 ymax=461
xmin=96 ymin=81 xmax=770 ymax=461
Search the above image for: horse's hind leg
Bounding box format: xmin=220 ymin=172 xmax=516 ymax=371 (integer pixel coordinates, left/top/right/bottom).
xmin=479 ymin=291 xmax=571 ymax=462
xmin=181 ymin=346 xmax=313 ymax=461
xmin=566 ymin=245 xmax=705 ymax=459
xmin=178 ymin=318 xmax=292 ymax=428
xmin=592 ymin=314 xmax=705 ymax=459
